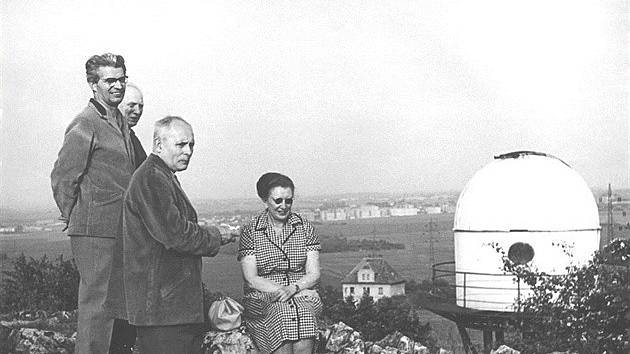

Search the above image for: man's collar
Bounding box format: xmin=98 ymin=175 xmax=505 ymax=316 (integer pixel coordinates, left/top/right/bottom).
xmin=89 ymin=98 xmax=121 ymax=120
xmin=89 ymin=98 xmax=109 ymax=116
xmin=147 ymin=153 xmax=175 ymax=176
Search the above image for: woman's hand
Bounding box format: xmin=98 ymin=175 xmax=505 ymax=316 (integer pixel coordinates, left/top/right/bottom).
xmin=293 ymin=288 xmax=317 ymax=298
xmin=273 ymin=284 xmax=298 ymax=302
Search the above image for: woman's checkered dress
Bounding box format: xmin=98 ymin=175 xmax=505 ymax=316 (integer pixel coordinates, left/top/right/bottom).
xmin=238 ymin=210 xmax=323 ymax=354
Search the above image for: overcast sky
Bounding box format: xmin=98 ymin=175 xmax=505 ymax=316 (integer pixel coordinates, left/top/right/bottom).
xmin=1 ymin=0 xmax=628 ymax=210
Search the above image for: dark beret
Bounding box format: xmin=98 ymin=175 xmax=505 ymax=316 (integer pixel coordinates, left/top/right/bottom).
xmin=256 ymin=172 xmax=295 ymax=200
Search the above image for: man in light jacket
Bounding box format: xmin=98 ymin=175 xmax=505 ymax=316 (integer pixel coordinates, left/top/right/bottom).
xmin=51 ymin=53 xmax=136 ymax=353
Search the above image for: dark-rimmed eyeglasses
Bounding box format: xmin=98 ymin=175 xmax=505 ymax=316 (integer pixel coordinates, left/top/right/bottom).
xmin=101 ymin=76 xmax=128 ymax=86
xmin=271 ymin=197 xmax=293 ymax=205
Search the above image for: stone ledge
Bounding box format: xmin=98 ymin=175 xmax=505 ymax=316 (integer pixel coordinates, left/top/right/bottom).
xmin=203 ymin=322 xmax=453 ymax=354
xmin=0 ymin=313 xmax=531 ymax=354
xmin=1 ymin=311 xmax=77 ymax=354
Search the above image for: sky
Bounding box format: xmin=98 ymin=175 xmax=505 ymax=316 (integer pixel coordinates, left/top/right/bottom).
xmin=1 ymin=0 xmax=628 ymax=210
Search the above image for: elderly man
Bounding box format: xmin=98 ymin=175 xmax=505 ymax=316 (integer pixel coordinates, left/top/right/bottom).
xmin=123 ymin=116 xmax=237 ymax=353
xmin=119 ymin=83 xmax=147 ymax=167
xmin=51 ymin=53 xmax=135 ymax=353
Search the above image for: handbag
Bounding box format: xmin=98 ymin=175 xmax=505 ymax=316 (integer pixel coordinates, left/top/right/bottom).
xmin=208 ymin=296 xmax=244 ymax=331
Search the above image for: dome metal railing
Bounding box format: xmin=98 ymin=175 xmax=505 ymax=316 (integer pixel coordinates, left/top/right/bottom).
xmin=430 ymin=261 xmax=527 ymax=311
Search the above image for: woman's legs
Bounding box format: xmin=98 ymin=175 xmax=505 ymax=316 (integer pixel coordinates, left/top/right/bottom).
xmin=272 ymin=342 xmax=293 ymax=354
xmin=272 ymin=339 xmax=314 ymax=354
xmin=293 ymin=339 xmax=314 ymax=354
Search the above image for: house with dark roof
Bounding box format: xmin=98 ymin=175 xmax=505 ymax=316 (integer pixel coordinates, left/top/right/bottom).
xmin=341 ymin=257 xmax=405 ymax=302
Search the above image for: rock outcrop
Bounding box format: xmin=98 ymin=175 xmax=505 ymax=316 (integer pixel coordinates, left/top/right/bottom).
xmin=0 ymin=311 xmax=77 ymax=354
xmin=0 ymin=315 xmax=559 ymax=354
xmin=203 ymin=322 xmax=453 ymax=354
xmin=202 ymin=327 xmax=256 ymax=353
xmin=490 ymin=345 xmax=520 ymax=354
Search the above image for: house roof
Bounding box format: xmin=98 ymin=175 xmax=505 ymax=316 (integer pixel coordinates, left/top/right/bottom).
xmin=341 ymin=257 xmax=405 ymax=284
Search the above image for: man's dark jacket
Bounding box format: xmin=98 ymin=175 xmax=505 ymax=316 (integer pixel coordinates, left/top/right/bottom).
xmin=123 ymin=154 xmax=223 ymax=326
xmin=129 ymin=129 xmax=147 ymax=168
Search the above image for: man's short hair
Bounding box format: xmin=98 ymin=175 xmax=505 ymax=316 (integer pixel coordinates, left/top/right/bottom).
xmin=153 ymin=116 xmax=191 ymax=144
xmin=85 ymin=53 xmax=126 ymax=84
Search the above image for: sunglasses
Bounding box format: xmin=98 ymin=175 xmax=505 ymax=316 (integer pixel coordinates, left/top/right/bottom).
xmin=271 ymin=197 xmax=293 ymax=205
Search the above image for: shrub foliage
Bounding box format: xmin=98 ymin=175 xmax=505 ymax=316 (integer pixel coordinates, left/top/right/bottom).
xmin=497 ymin=239 xmax=630 ymax=353
xmin=320 ymin=285 xmax=434 ymax=344
xmin=320 ymin=235 xmax=405 ymax=253
xmin=0 ymin=254 xmax=79 ymax=313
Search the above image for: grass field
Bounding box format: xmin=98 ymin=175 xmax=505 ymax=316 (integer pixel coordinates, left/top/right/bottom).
xmin=1 ymin=214 xmax=455 ymax=292
xmin=0 ymin=214 xmax=477 ymax=352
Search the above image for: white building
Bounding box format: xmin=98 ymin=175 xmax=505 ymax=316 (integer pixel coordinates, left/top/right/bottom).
xmin=341 ymin=257 xmax=406 ymax=302
xmin=321 ymin=208 xmax=347 ymax=221
xmin=350 ymin=205 xmax=381 ymax=219
xmin=611 ymin=207 xmax=630 ymax=225
xmin=599 ymin=194 xmax=624 ymax=204
xmin=441 ymin=203 xmax=457 ymax=214
xmin=389 ymin=207 xmax=419 ymax=216
xmin=425 ymin=206 xmax=442 ymax=214
xmin=296 ymin=209 xmax=316 ymax=221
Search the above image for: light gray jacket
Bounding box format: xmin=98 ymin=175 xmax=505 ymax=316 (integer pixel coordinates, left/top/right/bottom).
xmin=51 ymin=99 xmax=136 ymax=238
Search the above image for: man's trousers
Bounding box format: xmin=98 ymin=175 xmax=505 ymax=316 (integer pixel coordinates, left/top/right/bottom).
xmin=71 ymin=236 xmax=116 ymax=354
xmin=136 ymin=324 xmax=205 ymax=354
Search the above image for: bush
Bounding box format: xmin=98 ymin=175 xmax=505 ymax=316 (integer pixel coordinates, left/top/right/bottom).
xmin=499 ymin=239 xmax=630 ymax=353
xmin=0 ymin=254 xmax=79 ymax=313
xmin=406 ymin=279 xmax=456 ymax=306
xmin=320 ymin=235 xmax=405 ymax=253
xmin=321 ymin=286 xmax=433 ymax=344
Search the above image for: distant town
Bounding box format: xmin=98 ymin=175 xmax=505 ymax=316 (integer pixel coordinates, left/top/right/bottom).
xmin=3 ymin=188 xmax=629 ymax=235
xmin=194 ymin=191 xmax=460 ymax=231
xmin=0 ymin=191 xmax=458 ymax=233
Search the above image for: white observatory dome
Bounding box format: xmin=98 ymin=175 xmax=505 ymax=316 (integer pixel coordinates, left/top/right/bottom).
xmin=454 ymin=151 xmax=600 ymax=232
xmin=453 ymin=151 xmax=600 ymax=312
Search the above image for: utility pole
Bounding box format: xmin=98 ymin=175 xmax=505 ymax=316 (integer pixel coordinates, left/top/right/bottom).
xmin=368 ymin=226 xmax=377 ymax=258
xmin=426 ymin=218 xmax=437 ymax=266
xmin=607 ymin=183 xmax=614 ymax=244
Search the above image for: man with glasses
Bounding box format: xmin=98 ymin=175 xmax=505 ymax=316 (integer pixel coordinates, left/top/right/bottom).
xmin=51 ymin=53 xmax=136 ymax=353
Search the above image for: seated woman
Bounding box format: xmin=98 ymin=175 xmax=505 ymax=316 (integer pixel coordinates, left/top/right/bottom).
xmin=238 ymin=172 xmax=322 ymax=354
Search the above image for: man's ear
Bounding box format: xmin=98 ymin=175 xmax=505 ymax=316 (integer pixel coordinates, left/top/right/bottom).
xmin=153 ymin=137 xmax=162 ymax=153
xmin=88 ymin=81 xmax=98 ymax=94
